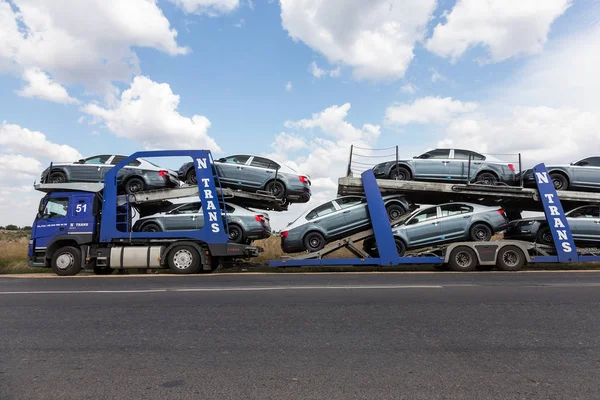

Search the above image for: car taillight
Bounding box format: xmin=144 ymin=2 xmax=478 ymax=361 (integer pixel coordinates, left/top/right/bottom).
xmin=299 ymin=176 xmax=309 ymax=184
xmin=159 ymin=170 xmax=168 ymax=177
xmin=498 ymin=209 xmax=506 ymax=217
xmin=281 ymin=231 xmax=288 ymax=238
xmin=255 ymin=215 xmax=266 ymax=223
xmin=508 ymin=164 xmax=515 ymax=172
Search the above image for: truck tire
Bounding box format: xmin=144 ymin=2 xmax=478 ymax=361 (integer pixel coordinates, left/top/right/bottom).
xmin=448 ymin=246 xmax=478 ymax=272
xmin=51 ymin=246 xmax=82 ymax=276
xmin=496 ymin=245 xmax=525 ymax=271
xmin=168 ymin=245 xmax=201 ymax=274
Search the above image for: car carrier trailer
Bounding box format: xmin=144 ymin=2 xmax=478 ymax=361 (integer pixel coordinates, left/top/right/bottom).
xmin=270 ymin=163 xmax=600 ymax=271
xmin=28 ymin=150 xmax=281 ymax=276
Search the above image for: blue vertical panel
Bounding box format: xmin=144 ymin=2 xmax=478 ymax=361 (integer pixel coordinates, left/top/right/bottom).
xmin=193 ymin=151 xmax=227 ymax=242
xmin=532 ymin=163 xmax=579 ymax=263
xmin=361 ymin=169 xmax=398 ymax=265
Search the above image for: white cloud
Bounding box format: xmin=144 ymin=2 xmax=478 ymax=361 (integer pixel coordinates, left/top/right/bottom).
xmin=15 ymin=67 xmax=77 ymax=104
xmin=281 ymin=0 xmax=437 ymax=80
xmin=234 ymin=18 xmax=244 ymax=28
xmin=426 ymin=0 xmax=572 ymax=62
xmin=0 ymin=154 xmax=43 ymax=177
xmin=329 ymin=66 xmax=341 ymax=78
xmin=170 ymin=0 xmax=240 ymax=15
xmin=285 ymin=81 xmax=293 ymax=92
xmin=385 ymin=96 xmax=477 ymax=125
xmin=82 ymin=76 xmax=220 ymax=152
xmin=309 ymin=61 xmax=340 ymax=79
xmin=271 ymin=132 xmax=308 ymax=152
xmin=0 ymin=0 xmax=189 ymax=95
xmin=430 ymin=68 xmax=445 ymax=83
xmin=400 ymin=83 xmax=417 ymax=94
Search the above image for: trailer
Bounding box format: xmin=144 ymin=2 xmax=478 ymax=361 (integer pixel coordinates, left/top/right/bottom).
xmin=270 ymin=163 xmax=600 ymax=271
xmin=28 ymin=150 xmax=278 ymax=276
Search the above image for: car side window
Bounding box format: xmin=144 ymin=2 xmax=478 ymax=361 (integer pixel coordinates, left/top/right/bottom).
xmin=110 ymin=156 xmax=127 ymax=165
xmin=453 ymin=150 xmax=484 ymax=161
xmin=577 ymin=157 xmax=600 ymax=167
xmin=172 ymin=203 xmax=201 ymax=214
xmin=42 ymin=198 xmax=69 ymax=219
xmin=441 ymin=204 xmax=473 ymax=216
xmin=420 ymin=149 xmax=450 ymax=159
xmin=408 ymin=207 xmax=438 ymax=224
xmin=306 ymin=202 xmax=337 ymax=220
xmin=250 ymin=157 xmax=276 ymax=169
xmin=569 ymin=207 xmax=600 ymax=218
xmin=84 ymin=155 xmax=110 ymax=164
xmin=335 ymin=197 xmax=363 ymax=209
xmin=224 ymin=155 xmax=250 ymax=165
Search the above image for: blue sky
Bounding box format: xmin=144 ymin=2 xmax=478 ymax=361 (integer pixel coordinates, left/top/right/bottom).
xmin=0 ymin=0 xmax=598 ymax=227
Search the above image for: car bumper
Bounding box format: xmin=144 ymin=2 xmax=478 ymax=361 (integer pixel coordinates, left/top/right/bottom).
xmin=280 ymin=232 xmax=305 ymax=253
xmin=245 ymin=226 xmax=272 ymax=240
xmin=286 ymin=187 xmax=311 ymax=203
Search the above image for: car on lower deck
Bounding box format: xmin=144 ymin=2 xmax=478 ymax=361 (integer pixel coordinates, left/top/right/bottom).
xmin=504 ymin=205 xmax=600 ymax=246
xmin=40 ymin=154 xmax=180 ymax=194
xmin=371 ymin=148 xmax=517 ymax=186
xmin=132 ymin=201 xmax=271 ymax=244
xmin=520 ymin=156 xmax=600 ymax=191
xmin=178 ymin=154 xmax=311 ymax=204
xmin=280 ymin=195 xmax=415 ymax=253
xmin=362 ymin=202 xmax=509 ymax=257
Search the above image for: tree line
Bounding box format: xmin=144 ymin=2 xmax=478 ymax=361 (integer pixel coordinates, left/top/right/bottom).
xmin=0 ymin=225 xmax=32 ymax=231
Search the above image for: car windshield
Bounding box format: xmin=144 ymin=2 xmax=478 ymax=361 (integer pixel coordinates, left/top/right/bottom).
xmin=139 ymin=158 xmax=162 ymax=168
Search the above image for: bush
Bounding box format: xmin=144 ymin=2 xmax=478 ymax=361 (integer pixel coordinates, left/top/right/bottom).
xmin=5 ymin=225 xmax=19 ymax=231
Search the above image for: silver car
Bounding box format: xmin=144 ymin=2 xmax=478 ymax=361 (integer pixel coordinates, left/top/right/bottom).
xmin=372 ymin=148 xmax=517 ymax=186
xmin=178 ymin=154 xmax=311 ymax=204
xmin=280 ymin=195 xmax=414 ymax=253
xmin=363 ymin=202 xmax=509 ymax=257
xmin=41 ymin=154 xmax=180 ymax=194
xmin=132 ymin=201 xmax=271 ymax=244
xmin=521 ymin=156 xmax=600 ymax=191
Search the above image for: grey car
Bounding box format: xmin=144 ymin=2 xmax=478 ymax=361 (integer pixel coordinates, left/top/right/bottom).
xmin=41 ymin=154 xmax=180 ymax=194
xmin=132 ymin=201 xmax=271 ymax=244
xmin=280 ymin=195 xmax=414 ymax=253
xmin=504 ymin=205 xmax=600 ymax=245
xmin=371 ymin=148 xmax=517 ymax=186
xmin=363 ymin=202 xmax=509 ymax=257
xmin=178 ymin=154 xmax=311 ymax=204
xmin=520 ymin=156 xmax=600 ymax=191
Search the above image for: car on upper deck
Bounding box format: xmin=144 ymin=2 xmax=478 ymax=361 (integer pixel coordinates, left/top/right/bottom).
xmin=40 ymin=154 xmax=180 ymax=194
xmin=178 ymin=154 xmax=311 ymax=204
xmin=520 ymin=156 xmax=600 ymax=191
xmin=371 ymin=148 xmax=517 ymax=186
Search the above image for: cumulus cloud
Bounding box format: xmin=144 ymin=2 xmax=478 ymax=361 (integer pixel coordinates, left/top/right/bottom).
xmin=281 ymin=0 xmax=437 ymax=80
xmin=426 ymin=0 xmax=571 ymax=62
xmin=15 ymin=67 xmax=77 ymax=104
xmin=170 ymin=0 xmax=240 ymax=15
xmin=285 ymin=81 xmax=293 ymax=92
xmin=385 ymin=96 xmax=477 ymax=125
xmin=82 ymin=76 xmax=220 ymax=152
xmin=400 ymin=83 xmax=417 ymax=94
xmin=271 ymin=132 xmax=308 ymax=153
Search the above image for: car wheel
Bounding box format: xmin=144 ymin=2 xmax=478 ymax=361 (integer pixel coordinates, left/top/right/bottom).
xmin=536 ymin=226 xmax=553 ymax=245
xmin=265 ymin=180 xmax=286 ymax=199
xmin=303 ymin=231 xmax=326 ymax=252
xmin=51 ymin=246 xmax=82 ymax=276
xmin=125 ymin=177 xmax=145 ymax=194
xmin=550 ymin=173 xmax=568 ymax=190
xmin=168 ymin=245 xmax=201 ymax=274
xmin=49 ymin=171 xmax=67 ymax=183
xmin=93 ymin=265 xmax=114 ymax=275
xmin=186 ymin=169 xmax=197 ymax=185
xmin=142 ymin=223 xmax=162 ymax=233
xmin=476 ymin=172 xmax=498 ymax=186
xmin=469 ymin=223 xmax=492 ymax=241
xmin=228 ymin=224 xmax=244 ymax=244
xmin=448 ymin=246 xmax=478 ymax=272
xmin=385 ymin=203 xmax=406 ymax=221
xmin=496 ymin=245 xmax=525 ymax=271
xmin=362 ymin=237 xmax=405 ymax=257
xmin=389 ymin=167 xmax=411 ymax=181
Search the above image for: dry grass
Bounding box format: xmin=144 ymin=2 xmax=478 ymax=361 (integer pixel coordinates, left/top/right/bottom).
xmin=0 ymin=231 xmax=38 ymax=274
xmin=252 ymin=235 xmax=355 ymax=263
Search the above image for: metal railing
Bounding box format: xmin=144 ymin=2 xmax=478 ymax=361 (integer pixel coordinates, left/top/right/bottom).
xmin=346 ymin=145 xmax=399 ymax=178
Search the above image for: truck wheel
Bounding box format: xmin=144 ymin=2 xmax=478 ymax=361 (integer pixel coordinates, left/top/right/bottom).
xmin=470 ymin=223 xmax=492 ymax=241
xmin=496 ymin=246 xmax=525 ymax=271
xmin=49 ymin=171 xmax=67 ymax=183
xmin=51 ymin=246 xmax=82 ymax=276
xmin=125 ymin=177 xmax=145 ymax=194
xmin=448 ymin=246 xmax=478 ymax=272
xmin=186 ymin=169 xmax=197 ymax=185
xmin=303 ymin=231 xmax=325 ymax=252
xmin=93 ymin=265 xmax=114 ymax=275
xmin=168 ymin=245 xmax=201 ymax=274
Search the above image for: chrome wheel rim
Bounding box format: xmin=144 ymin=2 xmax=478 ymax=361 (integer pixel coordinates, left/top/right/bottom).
xmin=173 ymin=249 xmax=193 ymax=270
xmin=56 ymin=253 xmax=74 ymax=270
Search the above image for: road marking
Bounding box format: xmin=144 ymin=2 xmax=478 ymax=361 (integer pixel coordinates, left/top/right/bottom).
xmin=0 ymin=285 xmax=443 ymax=295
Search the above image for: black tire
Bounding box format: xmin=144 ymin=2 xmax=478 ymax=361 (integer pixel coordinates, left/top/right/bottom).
xmin=124 ymin=177 xmax=145 ymax=194
xmin=476 ymin=172 xmax=498 ymax=186
xmin=550 ymin=173 xmax=569 ymax=191
xmin=167 ymin=245 xmax=201 ymax=274
xmin=228 ymin=224 xmax=244 ymax=244
xmin=303 ymin=231 xmax=326 ymax=252
xmin=385 ymin=203 xmax=406 ymax=221
xmin=448 ymin=246 xmax=478 ymax=272
xmin=265 ymin=180 xmax=286 ymax=199
xmin=362 ymin=237 xmax=406 ymax=257
xmin=93 ymin=265 xmax=114 ymax=275
xmin=496 ymin=245 xmax=525 ymax=271
xmin=389 ymin=167 xmax=411 ymax=181
xmin=49 ymin=171 xmax=67 ymax=183
xmin=186 ymin=169 xmax=197 ymax=185
xmin=141 ymin=223 xmax=162 ymax=233
xmin=51 ymin=246 xmax=82 ymax=276
xmin=536 ymin=226 xmax=553 ymax=245
xmin=470 ymin=223 xmax=492 ymax=241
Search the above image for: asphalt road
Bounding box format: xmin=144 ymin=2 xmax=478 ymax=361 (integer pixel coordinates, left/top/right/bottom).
xmin=2 ymin=272 xmax=600 ymax=400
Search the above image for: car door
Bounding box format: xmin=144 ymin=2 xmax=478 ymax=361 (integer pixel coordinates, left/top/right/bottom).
xmin=412 ymin=149 xmax=451 ymax=180
xmin=566 ymin=206 xmax=600 ymax=242
xmin=215 ymin=155 xmax=250 ymax=186
xmin=306 ymin=201 xmax=347 ymax=238
xmin=333 ymin=196 xmax=368 ymax=232
xmin=163 ymin=203 xmax=202 ymax=231
xmin=243 ymin=156 xmax=277 ymax=189
xmin=436 ymin=203 xmax=474 ymax=240
xmin=400 ymin=206 xmax=442 ymax=247
xmin=69 ymin=155 xmax=111 ymax=182
xmin=572 ymin=157 xmax=600 ymax=188
xmin=34 ymin=196 xmax=70 ymax=249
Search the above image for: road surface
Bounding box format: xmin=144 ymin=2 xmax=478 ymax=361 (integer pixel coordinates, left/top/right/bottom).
xmin=1 ymin=272 xmax=600 ymax=399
